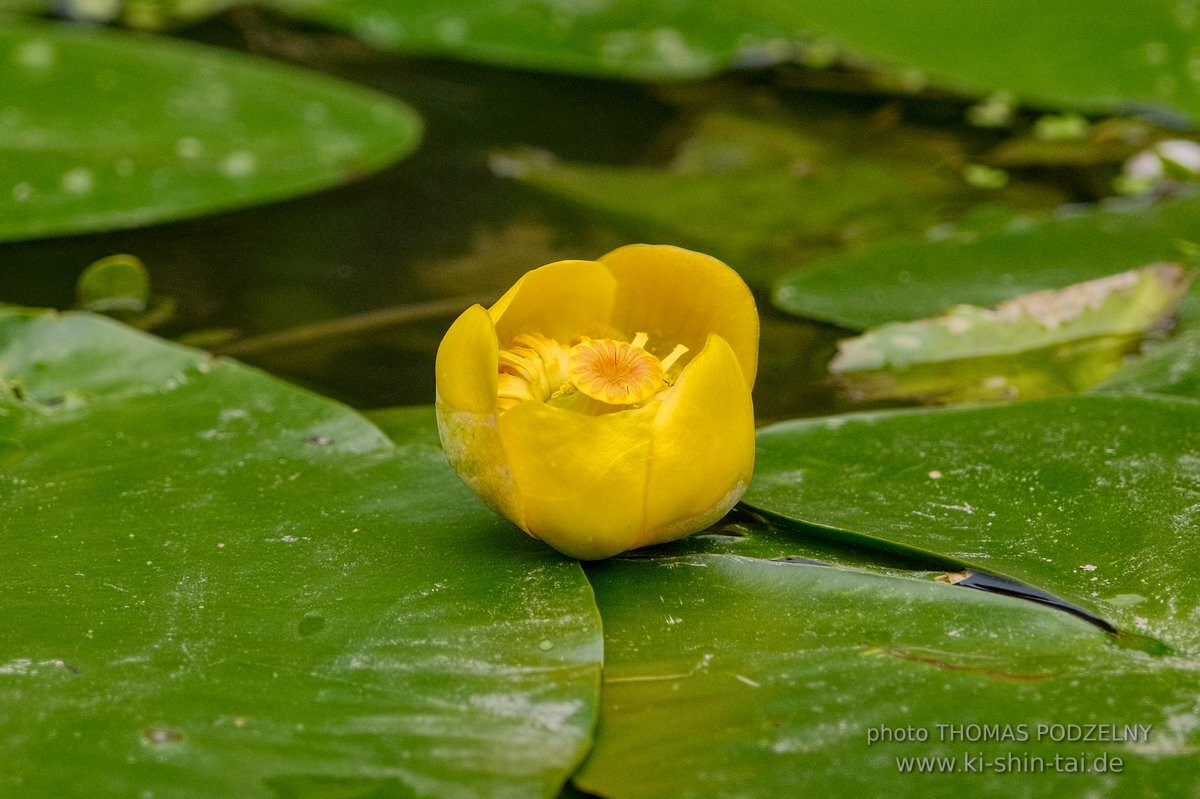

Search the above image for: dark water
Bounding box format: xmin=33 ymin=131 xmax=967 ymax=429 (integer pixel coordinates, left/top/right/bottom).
xmin=0 ymin=12 xmax=1085 ymax=422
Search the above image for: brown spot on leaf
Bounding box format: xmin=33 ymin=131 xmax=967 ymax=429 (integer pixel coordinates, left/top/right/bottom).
xmin=144 ymin=727 xmax=184 ymax=745
xmin=875 ymin=645 xmax=1061 ymax=682
xmin=935 ymin=571 xmax=969 ymax=585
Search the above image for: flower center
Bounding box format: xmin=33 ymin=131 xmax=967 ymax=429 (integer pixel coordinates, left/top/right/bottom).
xmin=496 ymin=331 xmax=687 ymax=413
xmin=567 ymin=333 xmax=663 ymax=405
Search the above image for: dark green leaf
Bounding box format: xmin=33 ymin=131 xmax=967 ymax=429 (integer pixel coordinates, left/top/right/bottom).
xmin=744 ymin=395 xmax=1200 ymax=652
xmin=773 ymin=195 xmax=1200 ymax=329
xmin=269 ymin=0 xmax=805 ymax=81
xmin=271 ymin=0 xmax=1200 ymax=129
xmin=575 ymin=554 xmax=1200 ymax=797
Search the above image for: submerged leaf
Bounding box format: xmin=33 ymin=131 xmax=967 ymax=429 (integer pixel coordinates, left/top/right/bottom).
xmin=508 ymin=107 xmax=1064 ymax=287
xmin=831 ymin=263 xmax=1192 ymax=403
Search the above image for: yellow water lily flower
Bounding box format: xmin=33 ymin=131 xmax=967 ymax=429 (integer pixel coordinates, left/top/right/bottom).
xmin=435 ymin=244 xmax=758 ymax=560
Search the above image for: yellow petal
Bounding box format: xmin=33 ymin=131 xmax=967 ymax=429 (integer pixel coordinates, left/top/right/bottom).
xmin=639 ymin=333 xmax=755 ymax=549
xmin=498 ymin=399 xmax=658 ymax=559
xmin=599 ymin=244 xmax=758 ymax=388
xmin=435 ymin=304 xmax=498 ymax=415
xmin=489 ymin=259 xmax=618 ymax=345
xmin=434 ymin=304 xmax=524 ymax=527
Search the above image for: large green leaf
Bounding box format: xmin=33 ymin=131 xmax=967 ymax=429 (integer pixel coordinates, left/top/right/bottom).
xmin=773 ymin=195 xmax=1200 ymax=329
xmin=0 ymin=310 xmax=601 ymax=797
xmin=575 ymin=553 xmax=1200 ymax=798
xmin=0 ymin=21 xmax=421 ymax=241
xmin=269 ymin=0 xmax=803 ymax=81
xmin=14 ymin=0 xmax=1200 ymax=123
xmin=269 ymin=0 xmax=1200 ymax=125
xmin=743 ymin=395 xmax=1200 ymax=652
xmin=787 ymin=0 xmax=1200 ymax=122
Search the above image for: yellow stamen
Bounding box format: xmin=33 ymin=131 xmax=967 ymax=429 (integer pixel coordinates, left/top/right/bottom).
xmin=568 ymin=333 xmax=664 ymax=405
xmin=659 ymin=343 xmax=689 ymax=374
xmin=496 ymin=333 xmax=569 ymax=412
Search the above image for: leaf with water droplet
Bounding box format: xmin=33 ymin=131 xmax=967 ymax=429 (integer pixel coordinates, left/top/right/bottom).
xmin=0 ymin=21 xmax=421 ymax=242
xmin=0 ymin=308 xmax=600 ymax=797
xmin=265 ymin=0 xmax=808 ymax=81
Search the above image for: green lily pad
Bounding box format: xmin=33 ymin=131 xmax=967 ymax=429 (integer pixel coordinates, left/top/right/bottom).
xmin=15 ymin=0 xmax=1200 ymax=125
xmin=0 ymin=21 xmax=422 ymax=242
xmin=266 ymin=1 xmax=1200 ymax=127
xmin=621 ymin=515 xmax=942 ymax=574
xmin=773 ymin=195 xmax=1200 ymax=329
xmin=508 ymin=107 xmax=1064 ymax=288
xmin=787 ymin=0 xmax=1200 ymax=123
xmin=575 ymin=553 xmax=1200 ymax=798
xmin=744 ymin=395 xmax=1200 ymax=653
xmin=0 ymin=310 xmax=600 ymax=797
xmin=269 ymin=0 xmax=805 ymax=81
xmin=830 ymin=263 xmax=1192 ymax=404
xmin=0 ymin=0 xmax=46 ymax=17
xmin=1094 ymin=329 xmax=1200 ymax=401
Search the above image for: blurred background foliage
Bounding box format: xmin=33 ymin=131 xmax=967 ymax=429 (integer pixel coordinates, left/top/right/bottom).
xmin=3 ymin=0 xmax=1200 ymax=421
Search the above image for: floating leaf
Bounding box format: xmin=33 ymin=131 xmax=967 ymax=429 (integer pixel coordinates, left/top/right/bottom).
xmin=830 ymin=263 xmax=1192 ymax=403
xmin=71 ymin=0 xmax=239 ymax=29
xmin=773 ymin=194 xmax=1200 ymax=328
xmin=269 ymin=0 xmax=807 ymax=81
xmin=264 ymin=0 xmax=1200 ymax=127
xmin=744 ymin=395 xmax=1200 ymax=652
xmin=985 ymin=118 xmax=1169 ymax=169
xmin=0 ymin=310 xmax=600 ymax=798
xmin=0 ymin=21 xmax=422 ymax=241
xmin=787 ymin=2 xmax=1200 ymax=123
xmin=1094 ymin=328 xmax=1200 ymax=400
xmin=14 ymin=0 xmax=1200 ymax=125
xmin=575 ymin=553 xmax=1200 ymax=797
